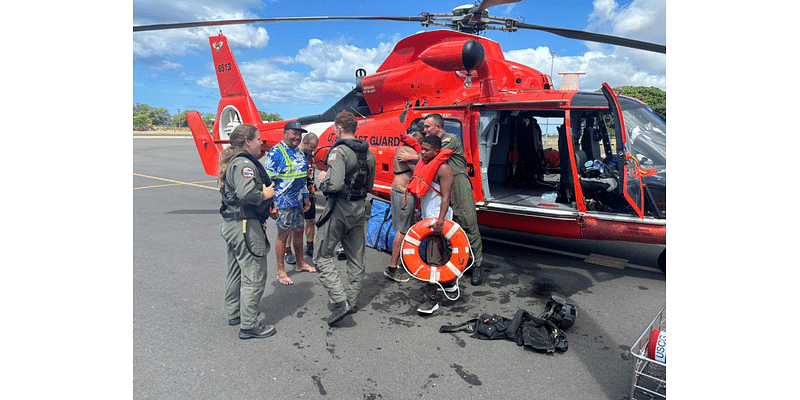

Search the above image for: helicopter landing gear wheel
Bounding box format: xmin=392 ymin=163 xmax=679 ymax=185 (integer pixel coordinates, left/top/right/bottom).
xmin=658 ymin=249 xmax=665 ymax=273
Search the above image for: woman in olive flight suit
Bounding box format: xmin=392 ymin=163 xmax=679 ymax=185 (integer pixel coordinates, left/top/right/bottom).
xmin=218 ymin=124 xmax=277 ymax=339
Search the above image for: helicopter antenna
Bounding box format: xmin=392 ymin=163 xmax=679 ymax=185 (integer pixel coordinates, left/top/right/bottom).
xmin=348 ymin=106 xmax=366 ymax=120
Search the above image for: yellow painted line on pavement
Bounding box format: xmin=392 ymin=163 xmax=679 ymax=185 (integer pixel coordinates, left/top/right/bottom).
xmin=134 ymin=173 xmax=217 ymax=191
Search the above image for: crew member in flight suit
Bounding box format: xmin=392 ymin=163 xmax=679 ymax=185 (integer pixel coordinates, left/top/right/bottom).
xmin=218 ymin=124 xmax=277 ymax=339
xmin=313 ymin=111 xmax=376 ymax=326
xmin=423 ymin=113 xmax=485 ymax=285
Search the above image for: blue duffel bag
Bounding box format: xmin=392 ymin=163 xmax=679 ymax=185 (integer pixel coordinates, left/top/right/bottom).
xmin=366 ymin=199 xmax=397 ymax=253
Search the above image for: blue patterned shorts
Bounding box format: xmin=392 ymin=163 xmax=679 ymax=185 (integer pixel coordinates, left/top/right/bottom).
xmin=276 ymin=206 xmax=305 ymax=231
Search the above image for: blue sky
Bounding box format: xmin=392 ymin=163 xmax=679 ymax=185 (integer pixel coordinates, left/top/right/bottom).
xmin=133 ymin=0 xmax=666 ymax=120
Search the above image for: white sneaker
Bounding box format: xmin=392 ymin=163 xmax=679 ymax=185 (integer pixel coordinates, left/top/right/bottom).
xmin=417 ymin=300 xmax=439 ymax=314
xmin=437 ymin=284 xmax=458 ymax=293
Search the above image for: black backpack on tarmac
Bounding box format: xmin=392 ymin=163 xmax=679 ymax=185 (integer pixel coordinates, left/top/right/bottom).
xmin=439 ymin=308 xmax=569 ymax=353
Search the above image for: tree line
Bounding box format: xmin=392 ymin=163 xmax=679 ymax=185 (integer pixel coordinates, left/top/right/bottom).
xmin=610 ymin=86 xmax=666 ymax=118
xmin=133 ymin=103 xmax=281 ymax=131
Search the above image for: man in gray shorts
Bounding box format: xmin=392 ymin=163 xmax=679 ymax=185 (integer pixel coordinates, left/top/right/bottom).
xmin=265 ymin=121 xmax=316 ymax=285
xmin=385 ymin=127 xmax=424 ymax=282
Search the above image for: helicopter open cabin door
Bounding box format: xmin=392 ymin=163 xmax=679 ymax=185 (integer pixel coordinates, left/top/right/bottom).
xmin=601 ymin=83 xmax=645 ymax=219
xmin=475 ymin=106 xmax=585 ymax=238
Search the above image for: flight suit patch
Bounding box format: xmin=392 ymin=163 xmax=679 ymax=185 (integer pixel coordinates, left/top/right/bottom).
xmin=242 ymin=167 xmax=255 ymax=178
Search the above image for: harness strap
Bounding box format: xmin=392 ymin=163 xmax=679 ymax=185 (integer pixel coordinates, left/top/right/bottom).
xmin=315 ymin=197 xmax=337 ymax=228
xmin=404 ymin=176 xmax=441 ymax=203
xmin=438 ymin=319 xmax=478 ymax=334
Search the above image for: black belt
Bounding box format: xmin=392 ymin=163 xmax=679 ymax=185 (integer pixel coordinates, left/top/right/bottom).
xmin=336 ymin=193 xmax=366 ymax=201
xmin=221 ymin=210 xmax=260 ymax=220
xmin=323 ymin=191 xmax=367 ymax=202
xmin=221 ymin=211 xmax=243 ymax=220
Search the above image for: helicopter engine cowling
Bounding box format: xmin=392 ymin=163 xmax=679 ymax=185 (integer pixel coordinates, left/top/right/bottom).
xmin=419 ymin=39 xmax=497 ymax=99
xmin=418 ymin=39 xmax=484 ymax=72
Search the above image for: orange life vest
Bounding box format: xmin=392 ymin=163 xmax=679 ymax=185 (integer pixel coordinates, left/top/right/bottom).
xmin=400 ymin=132 xmax=422 ymax=154
xmin=405 ymin=149 xmax=453 ymax=198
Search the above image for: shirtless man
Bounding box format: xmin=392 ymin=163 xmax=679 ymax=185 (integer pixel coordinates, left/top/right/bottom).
xmin=384 ymin=127 xmax=424 ymax=282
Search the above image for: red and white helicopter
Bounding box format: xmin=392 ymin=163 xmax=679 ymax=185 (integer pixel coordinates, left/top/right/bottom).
xmin=134 ymin=0 xmax=667 ymax=271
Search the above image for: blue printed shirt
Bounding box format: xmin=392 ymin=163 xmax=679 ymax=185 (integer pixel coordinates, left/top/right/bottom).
xmin=264 ymin=141 xmax=309 ymax=210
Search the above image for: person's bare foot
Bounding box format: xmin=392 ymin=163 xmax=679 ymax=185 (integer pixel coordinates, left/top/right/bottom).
xmin=296 ymin=263 xmax=316 ymax=273
xmin=277 ymin=273 xmax=294 ymax=285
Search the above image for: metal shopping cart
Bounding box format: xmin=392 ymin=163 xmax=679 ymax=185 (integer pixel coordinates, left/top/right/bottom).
xmin=630 ymin=305 xmax=666 ymax=400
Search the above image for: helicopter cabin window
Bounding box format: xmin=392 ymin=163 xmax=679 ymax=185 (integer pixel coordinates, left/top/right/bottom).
xmin=442 ymin=119 xmax=463 ymax=141
xmin=408 ymin=117 xmax=463 ymax=141
xmin=478 ymin=109 xmax=623 ymax=212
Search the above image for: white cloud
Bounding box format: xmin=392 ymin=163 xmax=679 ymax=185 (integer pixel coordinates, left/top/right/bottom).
xmin=504 ymin=0 xmax=666 ymax=91
xmin=196 ymin=37 xmax=398 ymax=106
xmin=588 ymin=0 xmax=666 ymax=45
xmin=295 ymin=38 xmax=395 ymax=81
xmin=505 ymin=46 xmax=665 ymax=91
xmin=133 ymin=1 xmax=270 ymax=61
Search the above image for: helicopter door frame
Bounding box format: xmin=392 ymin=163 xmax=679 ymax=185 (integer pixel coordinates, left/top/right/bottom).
xmin=601 ymin=83 xmax=645 ymax=219
xmin=477 ymin=110 xmax=501 ymax=201
xmin=472 ymin=107 xmax=581 ymax=223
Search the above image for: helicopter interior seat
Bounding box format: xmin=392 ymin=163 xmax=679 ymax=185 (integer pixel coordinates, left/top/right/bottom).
xmin=574 ymin=150 xmax=618 ymax=201
xmin=486 ymin=119 xmax=514 ymax=187
xmin=514 ymin=115 xmax=545 ymax=184
xmin=581 ymin=124 xmax=602 ymax=161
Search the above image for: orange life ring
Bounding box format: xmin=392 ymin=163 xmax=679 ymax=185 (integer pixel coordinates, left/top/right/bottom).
xmin=401 ymin=218 xmax=470 ymax=283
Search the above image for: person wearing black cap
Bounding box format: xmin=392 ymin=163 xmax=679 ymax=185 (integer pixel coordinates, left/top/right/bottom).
xmin=265 ymin=121 xmax=316 ymax=285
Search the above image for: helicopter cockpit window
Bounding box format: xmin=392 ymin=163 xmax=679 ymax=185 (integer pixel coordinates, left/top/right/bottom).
xmin=621 ymin=105 xmax=666 ymax=169
xmin=620 ymin=101 xmax=666 ymax=215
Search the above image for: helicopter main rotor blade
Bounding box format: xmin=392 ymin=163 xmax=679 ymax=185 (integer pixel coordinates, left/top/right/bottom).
xmin=474 ymin=0 xmax=522 ymax=14
xmin=132 ymin=6 xmax=665 ymax=54
xmin=514 ymin=22 xmax=665 ymax=54
xmin=134 ymin=15 xmax=426 ymax=32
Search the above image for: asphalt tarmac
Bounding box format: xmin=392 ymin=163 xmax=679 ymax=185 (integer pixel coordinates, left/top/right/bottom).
xmin=133 ymin=136 xmax=666 ymax=399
